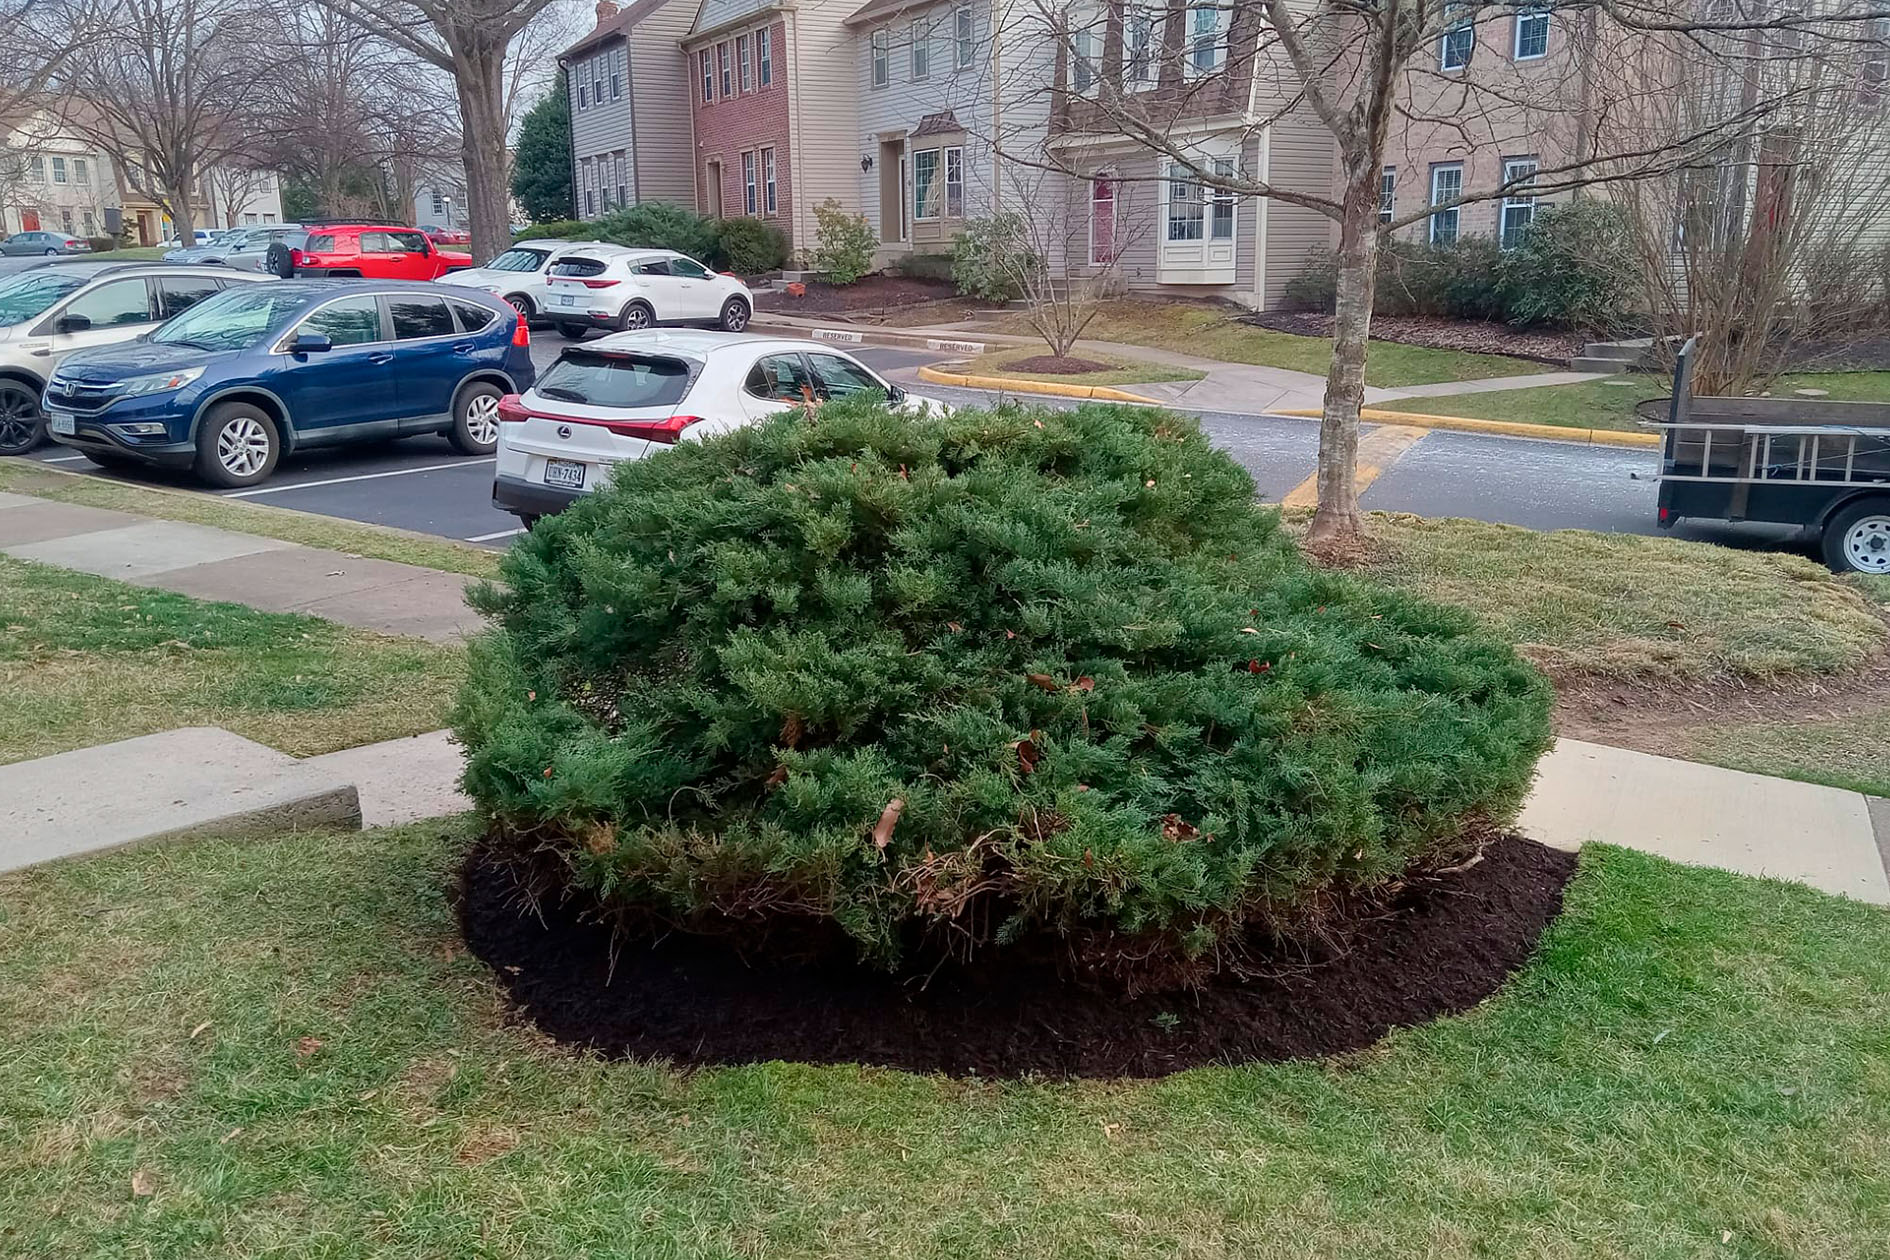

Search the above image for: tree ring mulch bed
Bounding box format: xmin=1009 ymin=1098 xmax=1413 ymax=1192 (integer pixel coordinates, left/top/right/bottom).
xmin=1000 ymin=354 xmax=1117 ymax=375
xmin=458 ymin=834 xmax=1575 ymax=1079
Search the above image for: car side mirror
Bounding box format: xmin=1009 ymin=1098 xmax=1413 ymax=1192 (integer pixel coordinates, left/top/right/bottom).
xmin=56 ymin=314 xmax=91 ymax=334
xmin=288 ymin=331 xmax=333 ymax=355
xmin=887 ymin=384 xmax=907 ymax=405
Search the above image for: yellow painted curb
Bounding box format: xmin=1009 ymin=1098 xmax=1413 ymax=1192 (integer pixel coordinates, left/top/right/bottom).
xmin=917 ymin=364 xmax=1163 ymax=406
xmin=1271 ymin=407 xmax=1661 ymax=449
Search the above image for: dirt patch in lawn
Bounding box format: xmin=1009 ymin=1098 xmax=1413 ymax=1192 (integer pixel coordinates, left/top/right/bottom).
xmin=755 ymin=274 xmax=957 ymax=316
xmin=459 ymin=834 xmax=1574 ymax=1079
xmin=1250 ymin=312 xmax=1584 ymax=365
xmin=1004 ymin=354 xmax=1116 ymax=375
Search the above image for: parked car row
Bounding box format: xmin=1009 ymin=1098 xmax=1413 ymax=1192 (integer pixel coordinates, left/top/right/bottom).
xmin=441 ymin=240 xmax=754 ymax=340
xmin=164 ymin=225 xmax=305 ymax=271
xmin=1 ymin=230 xmax=94 ymax=257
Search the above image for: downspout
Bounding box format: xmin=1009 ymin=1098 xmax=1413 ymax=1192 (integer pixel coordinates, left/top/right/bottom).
xmin=628 ymin=37 xmax=642 ymax=205
xmin=990 ymin=0 xmax=1002 ymax=212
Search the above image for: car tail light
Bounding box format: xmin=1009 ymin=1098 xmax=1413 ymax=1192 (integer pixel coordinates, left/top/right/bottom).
xmin=512 ymin=312 xmax=530 ymax=347
xmin=610 ymin=415 xmax=703 ymax=445
xmin=581 ymin=278 xmax=619 ymax=289
xmin=496 ymin=393 xmax=531 ymax=424
xmin=289 ymin=248 xmax=306 ymax=266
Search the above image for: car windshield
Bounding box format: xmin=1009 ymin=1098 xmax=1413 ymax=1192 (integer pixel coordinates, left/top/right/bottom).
xmin=149 ymin=286 xmax=312 ymax=352
xmin=536 ymin=351 xmax=694 ymax=408
xmin=0 ymin=271 xmax=86 ymax=327
xmin=485 ymin=247 xmax=549 ymax=273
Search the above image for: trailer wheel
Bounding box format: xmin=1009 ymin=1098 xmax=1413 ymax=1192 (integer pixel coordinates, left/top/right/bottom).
xmin=1823 ymin=498 xmax=1890 ymax=574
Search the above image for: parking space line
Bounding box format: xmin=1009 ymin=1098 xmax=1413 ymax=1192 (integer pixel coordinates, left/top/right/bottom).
xmin=1280 ymin=425 xmax=1428 ymax=509
xmin=41 ymin=455 xmax=87 ymax=463
xmin=220 ymin=458 xmax=497 ymax=499
xmin=466 ymin=527 xmax=523 ymax=542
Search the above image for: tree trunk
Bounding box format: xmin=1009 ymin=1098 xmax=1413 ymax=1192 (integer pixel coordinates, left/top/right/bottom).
xmin=454 ymin=40 xmax=511 ymax=263
xmin=1305 ymin=178 xmax=1381 ymax=549
xmin=168 ymin=170 xmax=196 ymax=241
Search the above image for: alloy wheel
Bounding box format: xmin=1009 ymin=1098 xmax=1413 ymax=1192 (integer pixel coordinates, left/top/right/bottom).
xmin=623 ymin=305 xmax=650 ymax=330
xmin=723 ymin=300 xmax=749 ymax=332
xmin=465 ymin=392 xmax=500 ymax=446
xmin=0 ymin=384 xmax=42 ymax=455
xmin=1842 ymin=513 xmax=1890 ymax=574
xmin=217 ymin=416 xmax=272 ymax=477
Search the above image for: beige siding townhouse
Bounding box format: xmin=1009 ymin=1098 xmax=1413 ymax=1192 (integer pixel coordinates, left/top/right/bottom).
xmin=562 ymin=0 xmax=699 ymax=217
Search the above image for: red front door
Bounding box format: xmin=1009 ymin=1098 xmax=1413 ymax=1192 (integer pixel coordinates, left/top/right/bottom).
xmin=20 ymin=211 xmax=40 ymax=231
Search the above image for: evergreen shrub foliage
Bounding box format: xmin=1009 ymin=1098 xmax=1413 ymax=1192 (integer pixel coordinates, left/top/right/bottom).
xmin=714 ymin=216 xmax=790 ymax=274
xmin=455 ymin=400 xmax=1553 ymax=971
xmin=593 ymin=202 xmax=720 ymax=263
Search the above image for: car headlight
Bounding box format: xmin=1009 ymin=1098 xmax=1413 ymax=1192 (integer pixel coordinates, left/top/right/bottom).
xmin=115 ymin=366 xmax=206 ymax=399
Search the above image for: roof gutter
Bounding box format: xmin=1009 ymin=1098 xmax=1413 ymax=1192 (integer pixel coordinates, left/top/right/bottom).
xmin=683 ymin=0 xmax=794 ymax=48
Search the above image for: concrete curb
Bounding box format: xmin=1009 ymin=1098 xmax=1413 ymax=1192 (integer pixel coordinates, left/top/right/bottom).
xmin=915 ymin=364 xmax=1164 ymax=405
xmin=1271 ymin=407 xmax=1661 ymax=448
xmin=749 ymin=319 xmax=987 ymax=355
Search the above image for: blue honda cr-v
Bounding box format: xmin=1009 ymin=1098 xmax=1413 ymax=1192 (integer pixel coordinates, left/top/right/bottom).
xmin=42 ymin=279 xmax=536 ymax=487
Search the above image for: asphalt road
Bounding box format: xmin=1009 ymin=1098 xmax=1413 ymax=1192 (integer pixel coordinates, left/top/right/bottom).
xmin=8 ymin=334 xmax=1807 ymax=560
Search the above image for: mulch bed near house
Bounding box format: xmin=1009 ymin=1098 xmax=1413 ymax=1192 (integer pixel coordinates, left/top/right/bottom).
xmin=754 ymin=274 xmax=958 ymax=316
xmin=459 ymin=834 xmax=1575 ymax=1079
xmin=1248 ymin=312 xmax=1586 ymax=365
xmin=1002 ymin=354 xmax=1116 ymax=375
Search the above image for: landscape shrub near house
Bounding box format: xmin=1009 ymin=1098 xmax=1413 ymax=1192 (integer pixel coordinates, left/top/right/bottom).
xmin=951 ymin=212 xmax=1034 ymax=302
xmin=593 ymin=201 xmax=720 ymax=263
xmin=523 ymin=218 xmax=593 ymax=241
xmin=811 ymin=198 xmax=877 ymax=284
xmin=454 ymin=400 xmax=1553 ymax=978
xmin=714 ymin=215 xmax=789 ymax=275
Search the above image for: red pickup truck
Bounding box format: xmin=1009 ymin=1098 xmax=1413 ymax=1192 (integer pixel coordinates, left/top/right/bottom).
xmin=267 ymin=225 xmax=474 ymax=281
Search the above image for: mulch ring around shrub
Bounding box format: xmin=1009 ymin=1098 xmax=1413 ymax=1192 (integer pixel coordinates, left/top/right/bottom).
xmin=1247 ymin=312 xmax=1585 ymax=365
xmin=1000 ymin=354 xmax=1117 ymax=375
xmin=459 ymin=835 xmax=1576 ymax=1079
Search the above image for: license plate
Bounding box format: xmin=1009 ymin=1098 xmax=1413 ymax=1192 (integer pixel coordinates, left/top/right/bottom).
xmin=48 ymin=410 xmax=76 ymax=436
xmin=543 ymin=458 xmax=587 ymax=490
xmin=557 ymin=293 xmax=577 ymax=307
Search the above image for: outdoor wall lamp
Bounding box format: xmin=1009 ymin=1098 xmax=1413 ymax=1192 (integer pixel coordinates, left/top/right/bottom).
xmin=861 ymin=155 xmax=874 ymax=172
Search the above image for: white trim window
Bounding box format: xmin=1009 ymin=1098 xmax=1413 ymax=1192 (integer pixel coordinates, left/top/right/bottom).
xmin=913 ymin=147 xmax=941 ymax=219
xmin=27 ymin=154 xmax=43 ymax=181
xmin=1186 ymin=4 xmax=1228 ymax=77
xmin=577 ymin=81 xmax=589 ymax=109
xmin=1439 ymin=4 xmax=1474 ymax=71
xmin=758 ymin=25 xmax=773 ymax=85
xmin=700 ymin=49 xmax=714 ymax=102
xmin=1166 ymin=166 xmax=1204 ymax=241
xmin=738 ymin=33 xmax=753 ymax=91
xmin=872 ymin=28 xmax=890 ymax=87
xmin=1124 ymin=5 xmax=1163 ymax=90
xmin=945 ymin=145 xmax=964 ymax=216
xmin=911 ymin=18 xmax=932 ymax=80
xmin=611 ymin=46 xmax=625 ymax=99
xmin=1512 ymin=6 xmax=1549 ymax=59
xmin=1379 ymin=166 xmax=1396 ymax=223
xmin=1089 ymin=174 xmax=1117 ymax=264
xmin=1071 ymin=5 xmax=1102 ymax=94
xmin=1499 ymin=156 xmax=1539 ymax=247
xmin=1209 ymin=157 xmax=1236 ymax=240
xmin=955 ymin=2 xmax=975 ymax=69
xmin=50 ymin=156 xmax=67 ymax=184
xmin=762 ymin=147 xmax=778 ymax=214
xmin=743 ymin=150 xmax=758 ymax=215
xmin=615 ymin=151 xmax=628 ymax=205
xmin=1429 ymin=163 xmax=1463 ymax=244
xmin=719 ymin=41 xmax=733 ymax=95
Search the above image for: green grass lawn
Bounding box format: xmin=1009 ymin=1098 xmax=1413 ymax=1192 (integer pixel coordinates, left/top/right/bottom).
xmin=991 ymin=300 xmax=1545 ymax=388
xmin=2 ymin=820 xmax=1888 ymax=1257
xmin=0 ymin=463 xmax=501 ymax=579
xmin=958 ymin=346 xmax=1206 ymax=387
xmin=0 ymin=555 xmax=465 ymax=763
xmin=1375 ymin=371 xmax=1890 ymax=432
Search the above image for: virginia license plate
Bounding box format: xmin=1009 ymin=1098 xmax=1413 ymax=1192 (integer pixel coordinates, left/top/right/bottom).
xmin=47 ymin=410 xmax=76 ymax=436
xmin=557 ymin=293 xmax=577 ymax=307
xmin=543 ymin=458 xmax=586 ymax=490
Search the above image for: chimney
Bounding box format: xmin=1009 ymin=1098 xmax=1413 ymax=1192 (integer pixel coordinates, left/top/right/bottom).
xmin=594 ymin=0 xmax=618 ymax=24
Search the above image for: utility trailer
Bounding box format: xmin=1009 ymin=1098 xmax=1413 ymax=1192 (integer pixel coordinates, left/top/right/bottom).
xmin=1643 ymin=338 xmax=1890 ymax=573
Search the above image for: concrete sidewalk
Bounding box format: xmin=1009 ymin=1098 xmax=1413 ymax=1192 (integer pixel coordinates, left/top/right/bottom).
xmin=0 ymin=491 xmax=478 ymax=641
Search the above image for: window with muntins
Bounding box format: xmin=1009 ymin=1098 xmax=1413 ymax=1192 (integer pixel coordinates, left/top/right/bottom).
xmin=720 ymin=42 xmax=733 ymax=95
xmin=1209 ymin=158 xmax=1236 ymax=240
xmin=1440 ymin=4 xmax=1474 ymax=70
xmin=1379 ymin=167 xmax=1395 ymax=223
xmin=71 ymin=158 xmax=87 ymax=184
xmin=739 ymin=34 xmax=752 ymax=91
xmin=913 ymin=148 xmax=940 ymax=219
xmin=700 ymin=49 xmax=714 ymax=101
xmin=872 ymin=29 xmax=890 ymax=86
xmin=759 ymin=26 xmax=773 ymax=84
xmin=1429 ymin=164 xmax=1463 ymax=243
xmin=1187 ymin=4 xmax=1226 ymax=76
xmin=743 ymin=151 xmax=757 ymax=215
xmin=955 ymin=3 xmax=975 ymax=68
xmin=1125 ymin=7 xmax=1161 ymax=88
xmin=51 ymin=157 xmax=66 ymax=183
xmin=945 ymin=146 xmax=963 ymax=216
xmin=912 ymin=18 xmax=931 ymax=79
xmin=1513 ymin=7 xmax=1549 ymax=59
xmin=1499 ymin=157 xmax=1539 ymax=247
xmin=1167 ymin=168 xmax=1203 ymax=241
xmin=762 ymin=147 xmax=777 ymax=214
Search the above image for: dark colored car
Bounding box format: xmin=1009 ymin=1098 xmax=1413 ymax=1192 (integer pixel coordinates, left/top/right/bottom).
xmin=42 ymin=279 xmax=533 ymax=487
xmin=264 ymin=225 xmax=474 ymax=282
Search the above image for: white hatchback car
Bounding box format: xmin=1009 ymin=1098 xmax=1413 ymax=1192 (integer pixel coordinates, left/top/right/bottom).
xmin=541 ymin=248 xmax=754 ymax=340
xmin=491 ymin=331 xmax=950 ymax=525
xmin=442 ymin=239 xmax=628 ymax=323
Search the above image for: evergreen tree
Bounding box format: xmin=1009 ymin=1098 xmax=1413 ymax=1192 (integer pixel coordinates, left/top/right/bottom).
xmin=510 ymin=75 xmax=572 ymax=224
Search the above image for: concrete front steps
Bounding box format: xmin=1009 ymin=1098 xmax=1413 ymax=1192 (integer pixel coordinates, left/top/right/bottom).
xmin=0 ymin=727 xmax=472 ymax=875
xmin=1569 ymin=337 xmax=1654 ymax=374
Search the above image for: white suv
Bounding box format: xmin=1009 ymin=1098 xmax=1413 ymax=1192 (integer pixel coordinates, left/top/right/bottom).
xmin=541 ymin=249 xmax=753 ymax=340
xmin=490 ymin=331 xmax=949 ymax=526
xmin=442 ymin=239 xmax=627 ymax=323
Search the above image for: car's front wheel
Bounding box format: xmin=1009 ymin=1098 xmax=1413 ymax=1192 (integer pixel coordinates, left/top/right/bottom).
xmin=0 ymin=381 xmax=44 ymax=456
xmin=194 ymin=402 xmax=280 ymax=488
xmin=448 ymin=380 xmax=504 ymax=455
xmin=719 ymin=297 xmax=751 ymax=332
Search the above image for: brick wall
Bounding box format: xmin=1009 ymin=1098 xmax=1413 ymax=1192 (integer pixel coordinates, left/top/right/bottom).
xmin=687 ymin=21 xmax=794 ymax=241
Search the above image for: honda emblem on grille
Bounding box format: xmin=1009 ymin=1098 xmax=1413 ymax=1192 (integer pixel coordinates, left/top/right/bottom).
xmin=557 ymin=425 xmax=572 ymax=439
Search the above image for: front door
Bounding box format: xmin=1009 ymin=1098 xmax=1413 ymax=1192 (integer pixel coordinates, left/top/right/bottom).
xmin=706 ymin=162 xmax=723 ymax=218
xmin=272 ymin=294 xmax=400 ymax=441
xmin=20 ymin=211 xmax=39 ymax=231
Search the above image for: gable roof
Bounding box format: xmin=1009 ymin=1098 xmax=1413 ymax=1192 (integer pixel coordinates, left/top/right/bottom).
xmin=560 ymin=0 xmax=677 ymax=60
xmin=687 ymin=0 xmax=782 ymax=40
xmin=844 ymin=0 xmax=934 ymax=27
xmin=911 ymin=109 xmax=964 ymax=137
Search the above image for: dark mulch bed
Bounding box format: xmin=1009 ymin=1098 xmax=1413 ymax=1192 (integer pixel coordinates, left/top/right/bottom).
xmin=1004 ymin=354 xmax=1114 ymax=375
xmin=458 ymin=834 xmax=1576 ymax=1079
xmin=1783 ymin=335 xmax=1890 ymax=372
xmin=755 ymin=274 xmax=957 ymax=315
xmin=1248 ymin=311 xmax=1585 ymax=365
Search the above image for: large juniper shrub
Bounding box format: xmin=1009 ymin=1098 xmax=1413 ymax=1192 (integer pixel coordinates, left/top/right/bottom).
xmin=455 ymin=400 xmax=1553 ymax=976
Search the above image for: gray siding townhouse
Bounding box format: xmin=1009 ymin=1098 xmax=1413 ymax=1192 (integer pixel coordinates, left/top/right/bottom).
xmin=562 ymin=0 xmax=699 ymax=217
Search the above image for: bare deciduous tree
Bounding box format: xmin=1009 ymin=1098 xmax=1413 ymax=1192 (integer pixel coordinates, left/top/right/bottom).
xmin=993 ymin=169 xmax=1151 ymax=360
